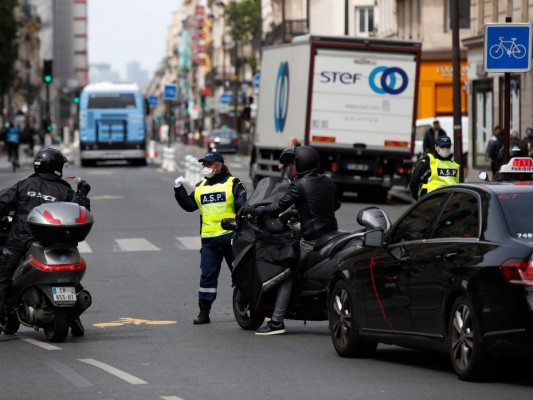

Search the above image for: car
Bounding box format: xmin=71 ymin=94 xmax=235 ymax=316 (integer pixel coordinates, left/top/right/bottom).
xmin=207 ymin=129 xmax=240 ymax=153
xmin=414 ymin=116 xmax=469 ymax=159
xmin=327 ymin=160 xmax=533 ymax=381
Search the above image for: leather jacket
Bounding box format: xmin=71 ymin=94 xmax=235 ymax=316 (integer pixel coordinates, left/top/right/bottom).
xmin=0 ymin=173 xmax=91 ymax=251
xmin=260 ymin=171 xmax=341 ymax=240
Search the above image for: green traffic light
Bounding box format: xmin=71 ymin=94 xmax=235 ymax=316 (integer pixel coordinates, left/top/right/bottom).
xmin=73 ymin=97 xmax=80 ymax=104
xmin=44 ymin=75 xmax=53 ymax=84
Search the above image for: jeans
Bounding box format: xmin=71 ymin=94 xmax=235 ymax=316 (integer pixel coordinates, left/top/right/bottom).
xmin=271 ymin=238 xmax=316 ymax=323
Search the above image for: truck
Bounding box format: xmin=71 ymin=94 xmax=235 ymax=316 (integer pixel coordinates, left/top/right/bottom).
xmin=251 ymin=35 xmax=422 ymax=202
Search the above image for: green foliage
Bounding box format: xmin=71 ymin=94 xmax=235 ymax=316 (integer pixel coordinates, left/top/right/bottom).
xmin=226 ymin=0 xmax=261 ymax=45
xmin=0 ymin=0 xmax=18 ymax=97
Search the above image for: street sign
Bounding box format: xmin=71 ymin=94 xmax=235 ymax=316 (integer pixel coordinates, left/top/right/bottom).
xmin=220 ymin=92 xmax=231 ymax=105
xmin=484 ymin=23 xmax=532 ymax=72
xmin=253 ymin=73 xmax=260 ymax=89
xmin=163 ymin=84 xmax=177 ymax=100
xmin=148 ymin=96 xmax=158 ymax=106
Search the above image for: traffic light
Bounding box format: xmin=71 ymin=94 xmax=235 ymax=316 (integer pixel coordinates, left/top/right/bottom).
xmin=73 ymin=95 xmax=80 ymax=104
xmin=42 ymin=119 xmax=53 ymax=133
xmin=42 ymin=60 xmax=53 ymax=84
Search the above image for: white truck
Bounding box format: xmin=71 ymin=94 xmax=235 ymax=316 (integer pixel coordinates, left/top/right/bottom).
xmin=251 ymin=35 xmax=422 ymax=202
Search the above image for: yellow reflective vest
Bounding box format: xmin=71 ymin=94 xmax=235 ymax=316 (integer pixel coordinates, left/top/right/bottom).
xmin=419 ymin=153 xmax=460 ymax=198
xmin=194 ymin=177 xmax=236 ymax=238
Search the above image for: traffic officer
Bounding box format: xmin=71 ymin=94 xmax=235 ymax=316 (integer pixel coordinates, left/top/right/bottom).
xmin=174 ymin=151 xmax=247 ymax=324
xmin=409 ymin=135 xmax=460 ymax=200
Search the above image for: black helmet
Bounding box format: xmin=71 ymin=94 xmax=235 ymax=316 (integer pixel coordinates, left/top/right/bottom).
xmin=34 ymin=148 xmax=68 ymax=177
xmin=294 ymin=146 xmax=320 ymax=173
xmin=279 ymin=147 xmax=296 ymax=165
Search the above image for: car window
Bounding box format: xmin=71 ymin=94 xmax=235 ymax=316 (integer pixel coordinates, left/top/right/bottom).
xmin=212 ymin=131 xmax=236 ymax=138
xmin=497 ymin=193 xmax=533 ymax=240
xmin=432 ymin=192 xmax=479 ymax=238
xmin=389 ymin=193 xmax=448 ymax=243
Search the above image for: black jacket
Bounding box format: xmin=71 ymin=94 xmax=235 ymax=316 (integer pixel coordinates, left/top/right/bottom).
xmin=0 ymin=173 xmax=91 ymax=251
xmin=422 ymin=128 xmax=447 ymax=154
xmin=260 ymin=171 xmax=341 ymax=241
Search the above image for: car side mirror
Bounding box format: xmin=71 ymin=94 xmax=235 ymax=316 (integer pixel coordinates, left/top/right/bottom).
xmin=221 ymin=218 xmax=238 ymax=231
xmin=364 ymin=230 xmax=383 ymax=247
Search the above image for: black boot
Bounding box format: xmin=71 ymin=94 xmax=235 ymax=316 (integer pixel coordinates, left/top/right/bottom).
xmin=193 ymin=303 xmax=211 ymax=325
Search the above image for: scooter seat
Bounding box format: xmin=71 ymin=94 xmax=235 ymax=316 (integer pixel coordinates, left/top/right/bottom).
xmin=313 ymin=230 xmax=350 ymax=251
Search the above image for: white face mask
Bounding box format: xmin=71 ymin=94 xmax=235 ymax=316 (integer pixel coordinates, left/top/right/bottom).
xmin=437 ymin=148 xmax=451 ymax=158
xmin=202 ymin=167 xmax=215 ymax=178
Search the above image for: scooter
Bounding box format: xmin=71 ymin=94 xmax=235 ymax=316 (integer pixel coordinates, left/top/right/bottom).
xmin=222 ymin=177 xmax=391 ymax=330
xmin=0 ymin=200 xmax=94 ymax=342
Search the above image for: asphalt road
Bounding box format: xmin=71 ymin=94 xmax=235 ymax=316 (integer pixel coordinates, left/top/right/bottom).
xmin=0 ymin=145 xmax=532 ymax=400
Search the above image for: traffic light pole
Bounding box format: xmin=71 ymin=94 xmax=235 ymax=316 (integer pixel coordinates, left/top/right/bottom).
xmin=45 ymin=83 xmax=50 ymax=131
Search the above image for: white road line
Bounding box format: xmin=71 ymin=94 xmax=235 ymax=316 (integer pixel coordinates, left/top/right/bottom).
xmin=78 ymin=241 xmax=93 ymax=253
xmin=78 ymin=359 xmax=147 ymax=385
xmin=115 ymin=238 xmax=161 ymax=252
xmin=161 ymin=397 xmax=185 ymax=400
xmin=21 ymin=336 xmax=62 ymax=351
xmin=176 ymin=236 xmax=201 ymax=250
xmin=45 ymin=360 xmax=94 ymax=387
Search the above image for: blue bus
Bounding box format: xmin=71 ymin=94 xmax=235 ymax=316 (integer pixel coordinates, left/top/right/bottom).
xmin=79 ymin=82 xmax=147 ymax=166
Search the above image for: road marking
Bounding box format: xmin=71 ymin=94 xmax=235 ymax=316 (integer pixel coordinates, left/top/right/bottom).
xmin=45 ymin=360 xmax=94 ymax=387
xmin=92 ymin=195 xmax=124 ymax=200
xmin=78 ymin=241 xmax=93 ymax=253
xmin=21 ymin=336 xmax=62 ymax=351
xmin=115 ymin=238 xmax=161 ymax=252
xmin=93 ymin=317 xmax=176 ymax=328
xmin=161 ymin=397 xmax=185 ymax=400
xmin=176 ymin=236 xmax=201 ymax=250
xmin=87 ymin=171 xmax=113 ymax=176
xmin=78 ymin=359 xmax=147 ymax=385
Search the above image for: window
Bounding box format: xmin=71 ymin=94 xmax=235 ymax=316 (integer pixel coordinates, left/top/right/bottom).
xmin=389 ymin=193 xmax=448 ymax=243
xmin=498 ymin=193 xmax=533 ymax=240
xmin=355 ymin=7 xmax=374 ymax=37
xmin=446 ymin=0 xmax=470 ymax=30
xmin=88 ymin=94 xmax=136 ymax=109
xmin=432 ymin=192 xmax=479 ymax=238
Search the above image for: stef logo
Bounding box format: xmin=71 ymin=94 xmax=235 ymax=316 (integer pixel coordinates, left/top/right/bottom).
xmin=369 ymin=66 xmax=408 ymax=95
xmin=274 ymin=61 xmax=290 ymax=133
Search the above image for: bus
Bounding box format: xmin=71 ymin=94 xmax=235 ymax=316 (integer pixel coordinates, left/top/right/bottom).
xmin=79 ymin=82 xmax=147 ymax=166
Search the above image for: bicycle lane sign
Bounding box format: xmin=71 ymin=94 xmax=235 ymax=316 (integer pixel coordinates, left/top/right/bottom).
xmin=484 ymin=23 xmax=532 ymax=72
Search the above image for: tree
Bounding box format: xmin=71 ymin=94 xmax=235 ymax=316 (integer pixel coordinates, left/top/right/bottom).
xmin=226 ymin=0 xmax=261 ymax=74
xmin=0 ymin=0 xmax=18 ymax=100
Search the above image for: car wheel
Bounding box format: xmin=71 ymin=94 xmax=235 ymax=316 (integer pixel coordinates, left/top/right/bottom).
xmin=328 ymin=280 xmax=377 ymax=358
xmin=232 ymin=287 xmax=264 ymax=330
xmin=448 ymin=295 xmax=492 ymax=381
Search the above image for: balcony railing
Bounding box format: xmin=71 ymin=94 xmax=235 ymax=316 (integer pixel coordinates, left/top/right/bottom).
xmin=265 ymin=19 xmax=309 ymax=45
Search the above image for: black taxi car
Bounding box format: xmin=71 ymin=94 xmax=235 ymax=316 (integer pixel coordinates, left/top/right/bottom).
xmin=328 ymin=157 xmax=533 ymax=381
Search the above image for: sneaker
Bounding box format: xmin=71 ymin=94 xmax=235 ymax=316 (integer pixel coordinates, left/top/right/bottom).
xmin=255 ymin=320 xmax=286 ymax=336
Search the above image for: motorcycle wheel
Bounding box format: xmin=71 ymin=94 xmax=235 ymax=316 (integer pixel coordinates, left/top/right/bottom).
xmin=232 ymin=287 xmax=264 ymax=330
xmin=43 ymin=310 xmax=70 ymax=343
xmin=3 ymin=313 xmax=20 ymax=335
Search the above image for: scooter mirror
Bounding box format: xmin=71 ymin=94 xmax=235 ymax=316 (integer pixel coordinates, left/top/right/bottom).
xmin=364 ymin=229 xmax=383 ymax=247
xmin=221 ymin=218 xmax=238 ymax=231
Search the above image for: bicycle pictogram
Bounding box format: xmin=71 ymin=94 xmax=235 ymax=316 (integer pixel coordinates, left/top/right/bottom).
xmin=489 ymin=36 xmax=527 ymax=59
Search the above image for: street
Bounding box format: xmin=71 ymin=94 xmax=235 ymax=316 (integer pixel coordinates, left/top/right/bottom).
xmin=0 ymin=146 xmax=532 ymax=400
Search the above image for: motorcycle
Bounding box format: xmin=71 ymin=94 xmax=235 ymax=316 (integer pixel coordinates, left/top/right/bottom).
xmin=222 ymin=177 xmax=391 ymax=330
xmin=0 ymin=178 xmax=94 ymax=342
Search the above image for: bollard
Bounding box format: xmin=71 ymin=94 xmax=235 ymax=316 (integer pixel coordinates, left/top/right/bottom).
xmin=164 ymin=147 xmax=176 ymax=172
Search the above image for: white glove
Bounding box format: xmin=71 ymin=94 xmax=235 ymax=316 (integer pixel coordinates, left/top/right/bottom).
xmin=174 ymin=176 xmax=188 ymax=188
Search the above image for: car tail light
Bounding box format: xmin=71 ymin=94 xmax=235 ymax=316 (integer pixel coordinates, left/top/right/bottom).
xmin=331 ymin=163 xmax=338 ymax=173
xmin=29 ymin=256 xmax=86 ymax=272
xmin=396 ymin=166 xmax=411 ymax=175
xmin=378 ymin=166 xmax=383 ymax=177
xmin=501 ymin=259 xmax=533 ymax=286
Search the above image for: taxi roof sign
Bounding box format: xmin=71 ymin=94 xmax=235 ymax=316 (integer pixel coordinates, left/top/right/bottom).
xmin=499 ymin=157 xmax=533 ymax=173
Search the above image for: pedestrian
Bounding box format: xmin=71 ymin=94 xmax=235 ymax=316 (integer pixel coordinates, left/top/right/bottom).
xmin=522 ymin=126 xmax=533 ymax=157
xmin=173 ymin=151 xmax=247 ymax=325
xmin=422 ymin=120 xmax=447 ymax=154
xmin=485 ymin=126 xmax=503 ymax=176
xmin=0 ymin=148 xmax=91 ymax=331
xmin=409 ymin=135 xmax=460 ymax=200
xmin=250 ymin=146 xmax=341 ymax=335
xmin=5 ymin=123 xmax=21 ymax=169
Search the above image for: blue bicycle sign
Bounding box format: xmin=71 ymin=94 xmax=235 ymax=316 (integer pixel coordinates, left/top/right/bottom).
xmin=484 ymin=23 xmax=532 ymax=72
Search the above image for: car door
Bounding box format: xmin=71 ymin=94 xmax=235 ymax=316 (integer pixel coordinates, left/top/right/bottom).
xmin=409 ymin=190 xmax=482 ymax=337
xmin=353 ymin=193 xmax=450 ymax=333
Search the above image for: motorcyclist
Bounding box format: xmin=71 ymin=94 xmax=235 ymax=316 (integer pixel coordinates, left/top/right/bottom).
xmin=0 ymin=148 xmax=91 ymax=332
xmin=251 ymin=146 xmax=341 ymax=335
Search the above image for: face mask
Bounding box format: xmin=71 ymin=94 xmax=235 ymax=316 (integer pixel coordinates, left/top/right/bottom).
xmin=437 ymin=148 xmax=451 ymax=158
xmin=202 ymin=167 xmax=215 ymax=178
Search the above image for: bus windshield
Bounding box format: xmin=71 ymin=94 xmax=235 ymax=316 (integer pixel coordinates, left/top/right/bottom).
xmin=88 ymin=93 xmax=136 ymax=109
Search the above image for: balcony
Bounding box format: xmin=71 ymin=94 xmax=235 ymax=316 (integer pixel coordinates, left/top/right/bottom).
xmin=264 ymin=19 xmax=308 ymax=45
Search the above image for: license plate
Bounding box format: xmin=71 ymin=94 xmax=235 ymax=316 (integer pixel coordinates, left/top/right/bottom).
xmin=346 ymin=163 xmax=369 ymax=171
xmin=52 ymin=287 xmax=77 ymax=302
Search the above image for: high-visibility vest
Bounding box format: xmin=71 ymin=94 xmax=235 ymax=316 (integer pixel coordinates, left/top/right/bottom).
xmin=419 ymin=153 xmax=460 ymax=197
xmin=194 ymin=177 xmax=236 ymax=238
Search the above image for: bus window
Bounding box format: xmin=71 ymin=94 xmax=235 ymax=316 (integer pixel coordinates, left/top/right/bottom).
xmin=88 ymin=94 xmax=136 ymax=109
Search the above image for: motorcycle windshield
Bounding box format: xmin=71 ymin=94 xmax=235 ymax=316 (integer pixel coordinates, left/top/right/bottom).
xmin=246 ymin=177 xmax=290 ymax=207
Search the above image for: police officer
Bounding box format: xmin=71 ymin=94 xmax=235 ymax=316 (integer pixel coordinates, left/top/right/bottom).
xmin=174 ymin=152 xmax=247 ymax=325
xmin=409 ymin=135 xmax=460 ymax=200
xmin=0 ymin=148 xmax=91 ymax=332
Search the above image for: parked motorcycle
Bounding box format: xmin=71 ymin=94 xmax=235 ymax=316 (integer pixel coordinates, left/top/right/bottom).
xmin=0 ymin=198 xmax=94 ymax=343
xmin=222 ymin=177 xmax=391 ymax=330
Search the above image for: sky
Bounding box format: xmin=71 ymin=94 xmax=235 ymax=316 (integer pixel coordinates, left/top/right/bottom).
xmin=88 ymin=0 xmax=181 ymax=80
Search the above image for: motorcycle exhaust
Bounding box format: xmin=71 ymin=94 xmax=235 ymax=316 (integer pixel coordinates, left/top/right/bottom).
xmin=73 ymin=289 xmax=92 ymax=317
